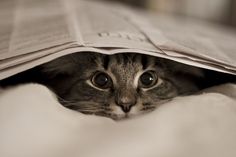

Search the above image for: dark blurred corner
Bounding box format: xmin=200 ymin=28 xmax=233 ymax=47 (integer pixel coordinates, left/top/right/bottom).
xmin=100 ymin=0 xmax=236 ymax=28
xmin=102 ymin=0 xmax=147 ymax=8
xmin=229 ymin=0 xmax=236 ymax=27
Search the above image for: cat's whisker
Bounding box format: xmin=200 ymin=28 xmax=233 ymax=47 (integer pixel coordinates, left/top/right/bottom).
xmin=69 ymin=106 xmax=102 ymax=111
xmin=61 ymin=102 xmax=79 ymax=107
xmin=78 ymin=109 xmax=105 ymax=113
xmin=64 ymin=103 xmax=108 ymax=112
xmin=56 ymin=95 xmax=78 ymax=104
xmin=79 ymin=104 xmax=110 ymax=109
xmin=66 ymin=105 xmax=98 ymax=109
xmin=60 ymin=100 xmax=104 ymax=107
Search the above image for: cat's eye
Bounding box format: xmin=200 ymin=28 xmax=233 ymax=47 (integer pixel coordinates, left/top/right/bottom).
xmin=92 ymin=72 xmax=112 ymax=89
xmin=139 ymin=71 xmax=158 ymax=88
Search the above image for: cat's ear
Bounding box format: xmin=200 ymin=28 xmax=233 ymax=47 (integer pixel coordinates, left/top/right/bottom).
xmin=40 ymin=55 xmax=77 ymax=77
xmin=70 ymin=52 xmax=104 ymax=65
xmin=40 ymin=52 xmax=103 ymax=77
xmin=172 ymin=62 xmax=205 ymax=78
xmin=159 ymin=58 xmax=205 ymax=78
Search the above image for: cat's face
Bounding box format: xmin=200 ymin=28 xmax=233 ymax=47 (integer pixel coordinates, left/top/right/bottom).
xmin=41 ymin=52 xmax=203 ymax=120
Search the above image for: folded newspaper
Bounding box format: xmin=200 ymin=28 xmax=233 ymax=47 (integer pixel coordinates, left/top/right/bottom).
xmin=1 ymin=0 xmax=236 ymax=80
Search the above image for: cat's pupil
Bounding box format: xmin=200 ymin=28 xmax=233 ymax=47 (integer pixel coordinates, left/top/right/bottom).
xmin=92 ymin=72 xmax=111 ymax=88
xmin=140 ymin=72 xmax=157 ymax=87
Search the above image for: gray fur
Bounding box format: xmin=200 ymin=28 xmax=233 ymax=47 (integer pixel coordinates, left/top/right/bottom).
xmin=41 ymin=52 xmax=204 ymax=120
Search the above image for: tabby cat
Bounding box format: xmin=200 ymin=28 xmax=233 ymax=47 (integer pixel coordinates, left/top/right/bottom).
xmin=35 ymin=52 xmax=206 ymax=120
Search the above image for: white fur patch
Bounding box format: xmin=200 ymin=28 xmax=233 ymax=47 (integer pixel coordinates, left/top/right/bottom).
xmin=133 ymin=71 xmax=143 ymax=88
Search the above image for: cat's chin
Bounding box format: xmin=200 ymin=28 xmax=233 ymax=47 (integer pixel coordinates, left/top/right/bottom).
xmin=78 ymin=110 xmax=154 ymax=121
xmin=108 ymin=111 xmax=154 ymax=121
xmin=92 ymin=112 xmax=133 ymax=121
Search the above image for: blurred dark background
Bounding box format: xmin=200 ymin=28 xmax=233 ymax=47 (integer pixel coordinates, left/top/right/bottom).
xmin=102 ymin=0 xmax=236 ymax=28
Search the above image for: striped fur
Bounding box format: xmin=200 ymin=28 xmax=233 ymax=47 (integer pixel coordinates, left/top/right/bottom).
xmin=40 ymin=52 xmax=204 ymax=120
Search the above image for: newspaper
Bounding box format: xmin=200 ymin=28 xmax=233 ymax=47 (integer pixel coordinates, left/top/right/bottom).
xmin=0 ymin=0 xmax=236 ymax=80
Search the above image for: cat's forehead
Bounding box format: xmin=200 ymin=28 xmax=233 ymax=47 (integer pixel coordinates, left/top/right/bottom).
xmin=73 ymin=53 xmax=164 ymax=79
xmin=109 ymin=54 xmax=142 ymax=69
xmin=109 ymin=58 xmax=141 ymax=82
xmin=105 ymin=53 xmax=155 ymax=69
xmin=106 ymin=54 xmax=146 ymax=74
xmin=98 ymin=54 xmax=157 ymax=84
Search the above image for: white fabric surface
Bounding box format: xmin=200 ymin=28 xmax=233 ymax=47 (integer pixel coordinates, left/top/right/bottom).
xmin=0 ymin=83 xmax=236 ymax=157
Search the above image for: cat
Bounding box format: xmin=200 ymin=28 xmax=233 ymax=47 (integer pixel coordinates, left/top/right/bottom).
xmin=33 ymin=52 xmax=206 ymax=120
xmin=2 ymin=52 xmax=234 ymax=120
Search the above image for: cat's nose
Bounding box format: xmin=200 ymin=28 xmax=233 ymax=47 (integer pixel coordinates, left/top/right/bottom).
xmin=116 ymin=96 xmax=136 ymax=113
xmin=119 ymin=103 xmax=134 ymax=113
xmin=116 ymin=90 xmax=137 ymax=113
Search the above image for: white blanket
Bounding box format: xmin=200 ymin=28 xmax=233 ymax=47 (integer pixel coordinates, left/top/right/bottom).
xmin=0 ymin=84 xmax=236 ymax=157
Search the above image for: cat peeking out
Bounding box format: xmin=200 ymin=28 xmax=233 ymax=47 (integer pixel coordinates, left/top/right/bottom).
xmin=1 ymin=52 xmax=234 ymax=120
xmin=37 ymin=52 xmax=206 ymax=120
